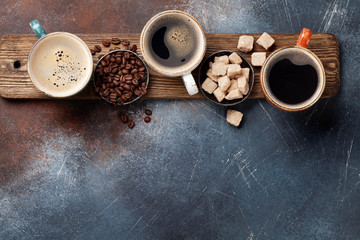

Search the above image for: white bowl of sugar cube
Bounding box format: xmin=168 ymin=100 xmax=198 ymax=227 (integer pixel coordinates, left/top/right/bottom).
xmin=198 ymin=50 xmax=254 ymax=106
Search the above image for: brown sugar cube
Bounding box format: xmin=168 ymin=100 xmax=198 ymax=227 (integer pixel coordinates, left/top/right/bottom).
xmin=229 ymin=52 xmax=243 ymax=65
xmin=201 ymin=77 xmax=218 ymax=94
xmin=212 ymin=62 xmax=227 ymax=76
xmin=251 ymin=52 xmax=266 ymax=66
xmin=227 ymin=79 xmax=238 ymax=93
xmin=213 ymin=87 xmax=226 ymax=102
xmin=226 ymin=109 xmax=243 ymax=127
xmin=237 ymin=76 xmax=249 ymax=95
xmin=256 ymin=32 xmax=275 ymax=50
xmin=226 ymin=64 xmax=242 ymax=78
xmin=206 ymin=68 xmax=219 ymax=82
xmin=218 ymin=75 xmax=231 ymax=92
xmin=214 ymin=55 xmax=230 ymax=64
xmin=237 ymin=35 xmax=254 ymax=53
xmin=235 ymin=68 xmax=250 ymax=82
xmin=225 ymin=89 xmax=243 ymax=100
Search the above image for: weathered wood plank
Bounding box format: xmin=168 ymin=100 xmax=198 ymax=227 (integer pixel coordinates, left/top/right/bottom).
xmin=0 ymin=33 xmax=340 ymax=99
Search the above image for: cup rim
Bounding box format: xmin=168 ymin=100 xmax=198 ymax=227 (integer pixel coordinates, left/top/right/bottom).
xmin=93 ymin=49 xmax=149 ymax=105
xmin=140 ymin=10 xmax=206 ymax=77
xmin=27 ymin=32 xmax=93 ymax=98
xmin=260 ymin=46 xmax=326 ymax=112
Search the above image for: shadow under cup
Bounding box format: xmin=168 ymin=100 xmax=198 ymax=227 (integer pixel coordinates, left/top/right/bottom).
xmin=260 ymin=47 xmax=326 ymax=112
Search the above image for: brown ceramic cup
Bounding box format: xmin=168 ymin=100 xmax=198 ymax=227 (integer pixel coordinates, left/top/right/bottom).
xmin=260 ymin=28 xmax=326 ymax=112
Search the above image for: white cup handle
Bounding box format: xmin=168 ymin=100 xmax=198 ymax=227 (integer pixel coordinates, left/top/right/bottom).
xmin=182 ymin=73 xmax=199 ymax=96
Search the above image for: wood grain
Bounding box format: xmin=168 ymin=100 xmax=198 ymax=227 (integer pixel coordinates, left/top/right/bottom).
xmin=0 ymin=33 xmax=340 ymax=100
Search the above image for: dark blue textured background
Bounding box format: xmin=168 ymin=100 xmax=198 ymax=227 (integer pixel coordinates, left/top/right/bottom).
xmin=0 ymin=0 xmax=359 ymax=239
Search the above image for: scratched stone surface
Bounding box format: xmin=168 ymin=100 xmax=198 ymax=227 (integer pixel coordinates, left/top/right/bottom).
xmin=0 ymin=0 xmax=359 ymax=239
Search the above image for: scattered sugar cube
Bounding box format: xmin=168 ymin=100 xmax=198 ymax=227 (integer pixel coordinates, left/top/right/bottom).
xmin=214 ymin=55 xmax=230 ymax=64
xmin=227 ymin=109 xmax=243 ymax=127
xmin=212 ymin=62 xmax=227 ymax=76
xmin=251 ymin=52 xmax=266 ymax=66
xmin=213 ymin=87 xmax=226 ymax=102
xmin=237 ymin=77 xmax=249 ymax=95
xmin=206 ymin=68 xmax=219 ymax=82
xmin=225 ymin=89 xmax=243 ymax=100
xmin=229 ymin=52 xmax=243 ymax=65
xmin=227 ymin=79 xmax=238 ymax=93
xmin=227 ymin=64 xmax=242 ymax=78
xmin=201 ymin=77 xmax=218 ymax=94
xmin=218 ymin=75 xmax=231 ymax=92
xmin=237 ymin=35 xmax=254 ymax=53
xmin=256 ymin=32 xmax=275 ymax=50
xmin=235 ymin=68 xmax=250 ymax=81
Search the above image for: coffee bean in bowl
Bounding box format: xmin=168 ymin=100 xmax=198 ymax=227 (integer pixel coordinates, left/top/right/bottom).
xmin=198 ymin=50 xmax=254 ymax=106
xmin=94 ymin=50 xmax=149 ymax=105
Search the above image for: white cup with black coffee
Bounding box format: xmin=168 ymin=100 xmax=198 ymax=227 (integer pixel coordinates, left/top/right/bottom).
xmin=140 ymin=10 xmax=206 ymax=96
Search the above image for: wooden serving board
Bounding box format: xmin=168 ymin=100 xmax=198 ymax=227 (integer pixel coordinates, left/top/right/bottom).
xmin=0 ymin=33 xmax=339 ymax=99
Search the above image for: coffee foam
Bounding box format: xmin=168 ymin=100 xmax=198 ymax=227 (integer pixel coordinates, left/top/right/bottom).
xmin=28 ymin=33 xmax=93 ymax=97
xmin=142 ymin=12 xmax=205 ymax=76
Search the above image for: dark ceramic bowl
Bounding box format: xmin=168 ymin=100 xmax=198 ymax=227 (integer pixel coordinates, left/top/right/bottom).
xmin=198 ymin=50 xmax=254 ymax=106
xmin=93 ymin=49 xmax=149 ymax=105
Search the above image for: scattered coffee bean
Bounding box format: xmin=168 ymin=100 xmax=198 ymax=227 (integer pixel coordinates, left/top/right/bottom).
xmin=144 ymin=116 xmax=151 ymax=123
xmin=94 ymin=45 xmax=102 ymax=52
xmin=128 ymin=120 xmax=135 ymax=128
xmin=145 ymin=109 xmax=152 ymax=116
xmin=120 ymin=114 xmax=128 ymax=123
xmin=90 ymin=49 xmax=96 ymax=55
xmin=131 ymin=44 xmax=137 ymax=52
xmin=102 ymin=39 xmax=111 ymax=47
xmin=111 ymin=38 xmax=121 ymax=45
xmin=122 ymin=40 xmax=130 ymax=46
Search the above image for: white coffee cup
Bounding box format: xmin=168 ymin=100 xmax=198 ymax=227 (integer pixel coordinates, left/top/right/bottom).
xmin=28 ymin=20 xmax=93 ymax=98
xmin=140 ymin=10 xmax=206 ymax=96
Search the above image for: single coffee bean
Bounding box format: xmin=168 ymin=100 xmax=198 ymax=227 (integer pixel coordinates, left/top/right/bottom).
xmin=136 ymin=60 xmax=144 ymax=67
xmin=132 ymin=79 xmax=138 ymax=86
xmin=128 ymin=120 xmax=135 ymax=129
xmin=144 ymin=116 xmax=151 ymax=123
xmin=122 ymin=69 xmax=129 ymax=74
xmin=124 ymin=52 xmax=130 ymax=59
xmin=94 ymin=45 xmax=102 ymax=52
xmin=122 ymin=40 xmax=130 ymax=46
xmin=131 ymin=44 xmax=137 ymax=52
xmin=123 ymin=84 xmax=131 ymax=90
xmin=145 ymin=109 xmax=152 ymax=116
xmin=120 ymin=114 xmax=128 ymax=123
xmin=102 ymin=40 xmax=111 ymax=47
xmin=116 ymin=57 xmax=121 ymax=64
xmin=124 ymin=74 xmax=133 ymax=81
xmin=131 ymin=69 xmax=138 ymax=74
xmin=90 ymin=49 xmax=96 ymax=55
xmin=134 ymin=89 xmax=141 ymax=96
xmin=111 ymin=38 xmax=121 ymax=45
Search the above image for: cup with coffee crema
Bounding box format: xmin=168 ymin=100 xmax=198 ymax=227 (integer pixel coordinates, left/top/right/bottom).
xmin=260 ymin=28 xmax=326 ymax=112
xmin=28 ymin=20 xmax=93 ymax=98
xmin=140 ymin=10 xmax=206 ymax=96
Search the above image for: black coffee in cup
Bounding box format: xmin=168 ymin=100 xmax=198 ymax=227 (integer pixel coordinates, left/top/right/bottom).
xmin=141 ymin=11 xmax=205 ymax=75
xmin=269 ymin=59 xmax=318 ymax=104
xmin=150 ymin=18 xmax=199 ymax=68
